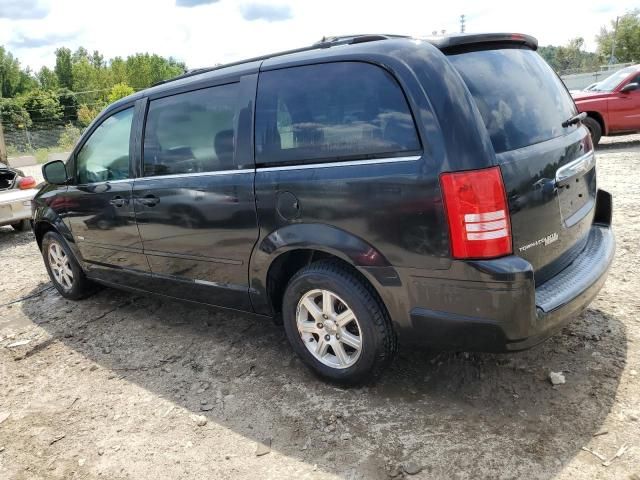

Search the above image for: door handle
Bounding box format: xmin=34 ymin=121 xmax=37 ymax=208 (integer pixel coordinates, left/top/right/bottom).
xmin=109 ymin=196 xmax=126 ymax=207
xmin=140 ymin=195 xmax=160 ymax=207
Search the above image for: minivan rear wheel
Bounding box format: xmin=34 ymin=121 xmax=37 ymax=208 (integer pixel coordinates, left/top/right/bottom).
xmin=42 ymin=231 xmax=97 ymax=300
xmin=282 ymin=260 xmax=397 ymax=384
xmin=583 ymin=116 xmax=602 ymax=146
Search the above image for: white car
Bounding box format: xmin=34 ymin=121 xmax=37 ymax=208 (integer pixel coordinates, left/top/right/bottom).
xmin=0 ymin=162 xmax=38 ymax=231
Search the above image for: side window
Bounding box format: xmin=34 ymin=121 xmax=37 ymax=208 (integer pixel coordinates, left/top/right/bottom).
xmin=143 ymin=83 xmax=239 ymax=177
xmin=255 ymin=62 xmax=420 ymax=165
xmin=76 ymin=108 xmax=133 ymax=184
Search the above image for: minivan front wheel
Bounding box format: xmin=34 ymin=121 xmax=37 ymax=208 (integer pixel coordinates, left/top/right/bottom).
xmin=282 ymin=260 xmax=397 ymax=384
xmin=42 ymin=231 xmax=96 ymax=300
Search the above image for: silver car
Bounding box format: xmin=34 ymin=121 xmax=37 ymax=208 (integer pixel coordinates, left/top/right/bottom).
xmin=0 ymin=161 xmax=38 ymax=231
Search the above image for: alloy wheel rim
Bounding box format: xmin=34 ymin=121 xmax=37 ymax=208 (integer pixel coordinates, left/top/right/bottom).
xmin=296 ymin=289 xmax=363 ymax=369
xmin=48 ymin=242 xmax=74 ymax=291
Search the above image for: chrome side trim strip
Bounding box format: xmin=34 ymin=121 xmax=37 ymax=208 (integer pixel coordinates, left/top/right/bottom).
xmin=555 ymin=151 xmax=596 ymax=185
xmin=136 ymin=168 xmax=252 ymax=182
xmin=256 ymin=155 xmax=421 ymax=172
xmin=76 ymin=178 xmax=133 ymax=187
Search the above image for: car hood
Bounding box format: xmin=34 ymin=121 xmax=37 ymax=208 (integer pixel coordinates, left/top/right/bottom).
xmin=572 ymin=91 xmax=612 ymax=101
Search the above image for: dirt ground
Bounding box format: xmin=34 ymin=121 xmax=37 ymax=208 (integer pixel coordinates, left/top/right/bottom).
xmin=1 ymin=136 xmax=639 ymax=480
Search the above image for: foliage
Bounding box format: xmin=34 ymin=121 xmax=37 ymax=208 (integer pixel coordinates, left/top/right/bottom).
xmin=57 ymin=88 xmax=79 ymax=122
xmin=539 ymin=38 xmax=599 ymax=73
xmin=107 ymin=82 xmax=135 ymax=104
xmin=0 ymin=98 xmax=31 ymax=128
xmin=123 ymin=53 xmax=185 ymax=90
xmin=0 ymin=46 xmax=35 ymax=98
xmin=57 ymin=123 xmax=81 ymax=149
xmin=54 ymin=47 xmax=73 ymax=89
xmin=37 ymin=66 xmax=58 ymax=90
xmin=19 ymin=89 xmax=63 ymax=124
xmin=597 ymin=10 xmax=640 ymax=63
xmin=77 ymin=104 xmax=101 ymax=127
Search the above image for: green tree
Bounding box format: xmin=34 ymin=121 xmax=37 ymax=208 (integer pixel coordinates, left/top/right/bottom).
xmin=57 ymin=88 xmax=79 ymax=122
xmin=19 ymin=89 xmax=63 ymax=124
xmin=109 ymin=57 xmax=128 ymax=85
xmin=37 ymin=66 xmax=59 ymax=90
xmin=0 ymin=46 xmax=24 ymax=98
xmin=107 ymin=82 xmax=134 ymax=103
xmin=538 ymin=38 xmax=599 ymax=73
xmin=0 ymin=98 xmax=31 ymax=128
xmin=54 ymin=47 xmax=73 ymax=89
xmin=77 ymin=104 xmax=101 ymax=127
xmin=125 ymin=53 xmax=185 ymax=89
xmin=72 ymin=47 xmax=90 ymax=63
xmin=597 ymin=10 xmax=640 ymax=63
xmin=91 ymin=50 xmax=104 ymax=69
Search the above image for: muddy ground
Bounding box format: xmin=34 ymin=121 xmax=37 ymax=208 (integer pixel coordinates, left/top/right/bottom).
xmin=1 ymin=136 xmax=639 ymax=480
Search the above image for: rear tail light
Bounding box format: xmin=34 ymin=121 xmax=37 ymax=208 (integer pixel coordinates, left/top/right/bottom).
xmin=440 ymin=166 xmax=512 ymax=259
xmin=581 ymin=131 xmax=594 ymax=154
xmin=18 ymin=176 xmax=37 ymax=190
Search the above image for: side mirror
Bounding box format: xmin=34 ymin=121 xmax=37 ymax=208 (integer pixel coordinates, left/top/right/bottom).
xmin=42 ymin=160 xmax=69 ymax=185
xmin=620 ymin=82 xmax=639 ymax=93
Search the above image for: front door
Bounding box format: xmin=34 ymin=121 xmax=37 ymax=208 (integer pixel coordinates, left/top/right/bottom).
xmin=609 ymin=74 xmax=640 ymax=131
xmin=133 ymin=79 xmax=258 ymax=310
xmin=65 ymin=106 xmax=150 ymax=285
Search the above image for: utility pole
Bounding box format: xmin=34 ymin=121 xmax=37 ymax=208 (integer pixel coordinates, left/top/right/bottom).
xmin=460 ymin=14 xmax=466 ymax=33
xmin=610 ymin=16 xmax=619 ymax=64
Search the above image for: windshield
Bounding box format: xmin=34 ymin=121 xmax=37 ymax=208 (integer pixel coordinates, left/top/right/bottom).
xmin=592 ymin=66 xmax=636 ymax=92
xmin=448 ymin=48 xmax=577 ymax=154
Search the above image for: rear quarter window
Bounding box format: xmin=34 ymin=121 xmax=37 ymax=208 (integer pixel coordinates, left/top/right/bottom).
xmin=448 ymin=48 xmax=577 ymax=153
xmin=255 ymin=62 xmax=421 ymax=165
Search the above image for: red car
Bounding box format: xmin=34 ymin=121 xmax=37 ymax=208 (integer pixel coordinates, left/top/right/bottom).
xmin=572 ymin=65 xmax=640 ymax=145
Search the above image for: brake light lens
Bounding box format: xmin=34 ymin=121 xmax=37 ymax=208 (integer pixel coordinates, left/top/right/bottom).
xmin=18 ymin=176 xmax=37 ymax=190
xmin=440 ymin=167 xmax=512 ymax=259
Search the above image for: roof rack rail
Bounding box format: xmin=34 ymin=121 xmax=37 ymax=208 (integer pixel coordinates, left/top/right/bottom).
xmin=152 ymin=34 xmax=405 ymax=88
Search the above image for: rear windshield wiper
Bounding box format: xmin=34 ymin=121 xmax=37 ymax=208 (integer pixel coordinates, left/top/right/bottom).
xmin=562 ymin=112 xmax=587 ymax=128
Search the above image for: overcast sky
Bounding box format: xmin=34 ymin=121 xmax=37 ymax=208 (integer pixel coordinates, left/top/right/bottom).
xmin=0 ymin=0 xmax=636 ymax=71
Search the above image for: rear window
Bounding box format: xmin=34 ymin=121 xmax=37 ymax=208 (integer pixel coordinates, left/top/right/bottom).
xmin=255 ymin=62 xmax=421 ymax=165
xmin=448 ymin=48 xmax=577 ymax=153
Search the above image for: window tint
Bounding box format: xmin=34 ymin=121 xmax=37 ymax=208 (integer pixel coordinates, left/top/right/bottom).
xmin=448 ymin=49 xmax=577 ymax=153
xmin=143 ymin=84 xmax=239 ymax=176
xmin=76 ymin=108 xmax=133 ymax=184
xmin=255 ymin=62 xmax=420 ymax=165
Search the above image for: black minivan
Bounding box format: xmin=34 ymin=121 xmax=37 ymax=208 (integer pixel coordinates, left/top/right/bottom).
xmin=34 ymin=33 xmax=614 ymax=384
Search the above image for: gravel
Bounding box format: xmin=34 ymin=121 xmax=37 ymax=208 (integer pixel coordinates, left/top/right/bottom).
xmin=1 ymin=135 xmax=639 ymax=479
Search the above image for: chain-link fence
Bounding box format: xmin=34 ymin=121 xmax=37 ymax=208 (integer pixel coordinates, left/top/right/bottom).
xmin=1 ymin=118 xmax=79 ymax=167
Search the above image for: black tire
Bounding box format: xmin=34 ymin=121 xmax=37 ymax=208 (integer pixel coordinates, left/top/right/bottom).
xmin=11 ymin=219 xmax=31 ymax=231
xmin=583 ymin=116 xmax=602 ymax=146
xmin=41 ymin=231 xmax=97 ymax=300
xmin=282 ymin=260 xmax=397 ymax=385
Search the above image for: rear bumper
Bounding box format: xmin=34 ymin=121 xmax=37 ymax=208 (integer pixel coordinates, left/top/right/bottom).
xmin=0 ymin=189 xmax=35 ymax=227
xmin=400 ymin=222 xmax=615 ymax=352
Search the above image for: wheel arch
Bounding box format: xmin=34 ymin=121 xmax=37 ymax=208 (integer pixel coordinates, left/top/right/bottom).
xmin=249 ymin=224 xmax=404 ymax=321
xmin=585 ymin=111 xmax=607 ymax=135
xmin=33 ymin=217 xmax=83 ymax=266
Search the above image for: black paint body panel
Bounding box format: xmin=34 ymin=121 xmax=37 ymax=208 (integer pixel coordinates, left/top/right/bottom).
xmin=32 ymin=37 xmax=615 ymax=352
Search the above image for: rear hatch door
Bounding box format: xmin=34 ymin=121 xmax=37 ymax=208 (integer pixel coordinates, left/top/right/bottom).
xmin=447 ymin=45 xmax=597 ymax=284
